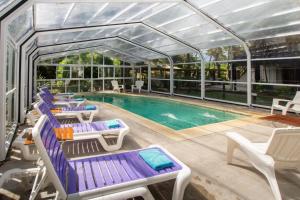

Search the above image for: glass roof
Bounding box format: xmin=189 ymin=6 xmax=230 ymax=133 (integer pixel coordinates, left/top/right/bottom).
xmin=4 ymin=0 xmax=300 ymax=62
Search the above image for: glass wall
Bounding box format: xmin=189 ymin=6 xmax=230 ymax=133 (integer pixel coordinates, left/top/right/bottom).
xmin=37 ymin=51 xmax=137 ymax=93
xmin=5 ymin=42 xmax=17 ymax=153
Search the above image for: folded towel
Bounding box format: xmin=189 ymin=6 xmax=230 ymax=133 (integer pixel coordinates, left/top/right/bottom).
xmin=106 ymin=120 xmax=120 ymax=129
xmin=75 ymin=98 xmax=85 ymax=101
xmin=139 ymin=149 xmax=174 ymax=171
xmin=85 ymin=105 xmax=96 ymax=110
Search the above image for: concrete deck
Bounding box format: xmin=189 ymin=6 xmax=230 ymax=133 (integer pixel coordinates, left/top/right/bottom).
xmin=1 ymin=94 xmax=300 ymax=200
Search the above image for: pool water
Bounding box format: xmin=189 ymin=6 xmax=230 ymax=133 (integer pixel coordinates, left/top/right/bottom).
xmin=85 ymin=94 xmax=242 ymax=130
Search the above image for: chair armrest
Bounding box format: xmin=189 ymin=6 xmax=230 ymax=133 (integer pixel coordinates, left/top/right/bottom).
xmin=290 ymin=101 xmax=300 ymax=105
xmin=272 ymin=98 xmax=291 ymax=106
xmin=273 ymin=98 xmax=291 ymax=103
xmin=226 ymin=132 xmax=274 ymax=166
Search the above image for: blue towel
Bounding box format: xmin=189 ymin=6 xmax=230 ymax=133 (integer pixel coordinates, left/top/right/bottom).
xmin=85 ymin=105 xmax=96 ymax=110
xmin=75 ymin=98 xmax=85 ymax=101
xmin=139 ymin=149 xmax=174 ymax=171
xmin=106 ymin=120 xmax=120 ymax=129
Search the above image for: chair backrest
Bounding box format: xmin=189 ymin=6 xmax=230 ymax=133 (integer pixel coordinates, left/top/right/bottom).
xmin=266 ymin=127 xmax=300 ymax=165
xmin=40 ymin=87 xmax=54 ymax=100
xmin=34 ymin=102 xmax=61 ymax=128
xmin=291 ymin=91 xmax=300 ymax=110
xmin=111 ymin=80 xmax=119 ymax=88
xmin=135 ymin=81 xmax=144 ymax=88
xmin=32 ymin=115 xmax=68 ymax=198
xmin=38 ymin=92 xmax=56 ymax=109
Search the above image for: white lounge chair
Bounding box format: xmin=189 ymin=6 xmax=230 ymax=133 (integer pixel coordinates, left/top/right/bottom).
xmin=31 ymin=115 xmax=191 ymax=200
xmin=111 ymin=80 xmax=124 ymax=93
xmin=226 ymin=128 xmax=300 ymax=200
xmin=131 ymin=80 xmax=144 ymax=93
xmin=271 ymin=91 xmax=300 ymax=115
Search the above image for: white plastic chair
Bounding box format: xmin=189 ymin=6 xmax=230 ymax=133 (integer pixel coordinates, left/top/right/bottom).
xmin=226 ymin=127 xmax=300 ymax=200
xmin=271 ymin=91 xmax=300 ymax=115
xmin=111 ymin=80 xmax=124 ymax=93
xmin=131 ymin=81 xmax=144 ymax=93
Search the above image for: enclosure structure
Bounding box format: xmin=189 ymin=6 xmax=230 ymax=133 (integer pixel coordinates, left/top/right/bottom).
xmin=1 ymin=0 xmax=300 ymax=160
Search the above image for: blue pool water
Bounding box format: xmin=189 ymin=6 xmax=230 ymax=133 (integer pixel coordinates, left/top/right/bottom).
xmin=85 ymin=94 xmax=242 ymax=130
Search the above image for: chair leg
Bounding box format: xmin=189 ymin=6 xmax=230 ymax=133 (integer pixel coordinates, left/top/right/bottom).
xmin=264 ymin=168 xmax=282 ymax=200
xmin=172 ymin=166 xmax=191 ymax=200
xmin=227 ymin=138 xmax=239 ymax=164
xmin=271 ymin=106 xmax=274 ymax=115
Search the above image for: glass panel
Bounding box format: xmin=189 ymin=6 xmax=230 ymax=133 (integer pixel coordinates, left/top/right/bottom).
xmin=79 ymin=52 xmax=91 ymax=64
xmin=104 ymin=79 xmax=113 ymax=90
xmin=151 ymin=65 xmax=170 ymax=79
xmin=151 ymin=79 xmax=170 ymax=93
xmin=84 ymin=66 xmax=91 ymax=78
xmin=93 ymin=80 xmax=103 ymax=91
xmin=37 ymin=80 xmax=51 ymax=89
xmin=115 ymin=66 xmax=123 ymax=77
xmin=124 ymin=79 xmax=133 ymax=90
xmin=92 ymin=67 xmax=98 ymax=78
xmin=8 ymin=6 xmax=33 ymax=42
xmin=6 ymin=43 xmax=15 ymax=92
xmin=252 ymin=59 xmax=300 ymax=84
xmin=174 ymin=63 xmax=200 ymax=80
xmin=252 ymin=85 xmax=300 ymax=106
xmin=57 ymin=31 xmax=83 ymax=43
xmin=71 ymin=66 xmax=84 ymax=78
xmin=0 ymin=0 xmax=15 ymax=12
xmin=66 ymin=80 xmax=78 ymax=93
xmin=130 ymin=3 xmax=177 ymax=21
xmin=174 ymin=80 xmax=201 ymax=97
xmin=104 ymin=67 xmax=114 ymax=77
xmin=6 ymin=93 xmax=16 ymax=138
xmin=144 ymin=4 xmax=192 ymax=27
xmin=36 ymin=3 xmax=71 ymax=29
xmin=89 ymin=3 xmax=129 ymax=25
xmin=65 ymin=3 xmax=105 ymax=26
xmin=111 ymin=3 xmax=153 ymax=23
xmin=37 ymin=65 xmax=56 ymax=79
xmin=52 ymin=80 xmax=65 ymax=93
xmin=79 ymin=80 xmax=91 ymax=92
xmin=56 ymin=66 xmax=70 ymax=79
xmin=205 ymin=82 xmax=247 ymax=103
xmin=206 ymin=62 xmax=247 ymax=82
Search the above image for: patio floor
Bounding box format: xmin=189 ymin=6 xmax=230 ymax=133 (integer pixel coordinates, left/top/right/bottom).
xmin=1 ymin=95 xmax=300 ymax=200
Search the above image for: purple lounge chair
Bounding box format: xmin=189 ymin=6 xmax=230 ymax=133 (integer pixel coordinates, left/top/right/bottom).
xmin=34 ymin=101 xmax=129 ymax=151
xmin=39 ymin=89 xmax=86 ymax=107
xmin=37 ymin=93 xmax=98 ymax=123
xmin=31 ymin=115 xmax=191 ymax=200
xmin=40 ymin=87 xmax=75 ymax=99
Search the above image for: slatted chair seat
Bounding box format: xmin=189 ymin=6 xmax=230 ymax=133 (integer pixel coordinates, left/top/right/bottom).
xmin=32 ymin=115 xmax=191 ymax=200
xmin=62 ymin=119 xmax=126 ymax=134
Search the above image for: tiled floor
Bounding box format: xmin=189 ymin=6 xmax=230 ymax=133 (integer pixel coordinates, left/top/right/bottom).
xmin=1 ymin=95 xmax=300 ymax=200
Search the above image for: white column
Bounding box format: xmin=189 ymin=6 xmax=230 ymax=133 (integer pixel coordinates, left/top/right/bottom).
xmin=102 ymin=55 xmax=105 ymax=91
xmin=148 ymin=63 xmax=151 ymax=92
xmin=244 ymin=44 xmax=252 ymax=106
xmin=169 ymin=58 xmax=174 ymax=95
xmin=91 ymin=50 xmax=94 ymax=92
xmin=201 ymin=59 xmax=205 ymax=99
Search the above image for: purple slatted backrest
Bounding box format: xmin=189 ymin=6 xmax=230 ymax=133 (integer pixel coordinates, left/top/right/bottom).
xmin=39 ymin=92 xmax=56 ymax=109
xmin=37 ymin=102 xmax=61 ymax=128
xmin=40 ymin=118 xmax=68 ymax=190
xmin=41 ymin=87 xmax=54 ymax=100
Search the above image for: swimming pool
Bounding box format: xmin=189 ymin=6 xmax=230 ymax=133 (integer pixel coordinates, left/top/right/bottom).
xmin=85 ymin=94 xmax=242 ymax=130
